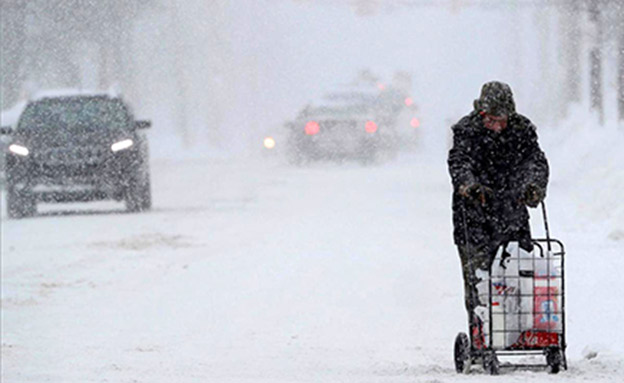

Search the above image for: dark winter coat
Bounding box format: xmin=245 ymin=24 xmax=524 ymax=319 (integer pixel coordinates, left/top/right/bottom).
xmin=447 ymin=111 xmax=549 ymax=255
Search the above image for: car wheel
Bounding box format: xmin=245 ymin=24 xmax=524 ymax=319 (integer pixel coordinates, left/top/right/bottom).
xmin=482 ymin=351 xmax=500 ymax=375
xmin=125 ymin=169 xmax=151 ymax=213
xmin=359 ymin=148 xmax=378 ymax=165
xmin=546 ymin=346 xmax=563 ymax=374
xmin=7 ymin=186 xmax=36 ymax=219
xmin=454 ymin=332 xmax=472 ymax=374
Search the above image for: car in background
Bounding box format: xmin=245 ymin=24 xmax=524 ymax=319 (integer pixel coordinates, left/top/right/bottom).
xmin=0 ymin=92 xmax=152 ymax=218
xmin=377 ymin=85 xmax=421 ymax=151
xmin=284 ymin=82 xmax=420 ymax=164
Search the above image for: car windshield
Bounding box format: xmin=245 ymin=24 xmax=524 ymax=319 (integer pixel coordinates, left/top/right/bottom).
xmin=301 ymin=90 xmax=396 ymax=119
xmin=18 ymin=98 xmax=131 ymax=131
xmin=305 ymin=104 xmax=372 ymax=118
xmin=322 ymin=91 xmax=379 ymax=106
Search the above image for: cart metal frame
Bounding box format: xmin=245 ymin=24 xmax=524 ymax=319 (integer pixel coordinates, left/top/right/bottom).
xmin=454 ymin=201 xmax=567 ymax=375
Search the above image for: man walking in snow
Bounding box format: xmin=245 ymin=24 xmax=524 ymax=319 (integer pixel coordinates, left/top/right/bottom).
xmin=447 ymin=81 xmax=549 ymax=344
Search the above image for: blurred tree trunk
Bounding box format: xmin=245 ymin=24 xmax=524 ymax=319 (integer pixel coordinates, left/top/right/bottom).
xmin=97 ymin=7 xmax=129 ymax=93
xmin=353 ymin=0 xmax=379 ymax=16
xmin=508 ymin=0 xmax=523 ymax=101
xmin=619 ymin=15 xmax=624 ymax=123
xmin=169 ymin=0 xmax=190 ymax=147
xmin=118 ymin=17 xmax=136 ymax=104
xmin=561 ymin=0 xmax=582 ymax=116
xmin=535 ymin=8 xmax=554 ymax=126
xmin=588 ymin=0 xmax=604 ymax=125
xmin=98 ymin=41 xmax=113 ymax=90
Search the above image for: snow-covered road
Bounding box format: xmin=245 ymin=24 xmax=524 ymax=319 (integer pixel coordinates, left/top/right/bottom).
xmin=2 ymin=151 xmax=623 ymax=382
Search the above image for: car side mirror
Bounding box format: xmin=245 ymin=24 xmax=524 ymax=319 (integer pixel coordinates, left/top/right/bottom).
xmin=0 ymin=126 xmax=13 ymax=135
xmin=135 ymin=120 xmax=151 ymax=130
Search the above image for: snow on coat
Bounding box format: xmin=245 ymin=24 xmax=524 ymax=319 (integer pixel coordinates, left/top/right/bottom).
xmin=447 ymin=110 xmax=549 ymax=254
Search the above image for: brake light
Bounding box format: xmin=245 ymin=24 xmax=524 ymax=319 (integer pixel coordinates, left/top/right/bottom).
xmin=305 ymin=121 xmax=320 ymax=135
xmin=405 ymin=97 xmax=413 ymax=107
xmin=365 ymin=121 xmax=378 ymax=133
xmin=410 ymin=118 xmax=420 ymax=128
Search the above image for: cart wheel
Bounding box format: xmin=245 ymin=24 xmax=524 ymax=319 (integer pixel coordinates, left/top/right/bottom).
xmin=483 ymin=351 xmax=500 ymax=375
xmin=546 ymin=347 xmax=563 ymax=374
xmin=454 ymin=332 xmax=471 ymax=374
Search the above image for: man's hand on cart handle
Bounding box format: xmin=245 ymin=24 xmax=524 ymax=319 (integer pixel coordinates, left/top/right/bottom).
xmin=459 ymin=183 xmax=494 ymax=207
xmin=522 ymin=183 xmax=545 ymax=208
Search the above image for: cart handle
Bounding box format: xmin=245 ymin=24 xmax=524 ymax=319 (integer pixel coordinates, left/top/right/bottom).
xmin=540 ymin=201 xmax=552 ymax=252
xmin=460 ymin=199 xmax=553 ymax=252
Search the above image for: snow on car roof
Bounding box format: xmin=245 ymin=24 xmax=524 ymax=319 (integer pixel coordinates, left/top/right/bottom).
xmin=31 ymin=88 xmax=120 ymax=101
xmin=322 ymin=91 xmax=378 ymax=104
xmin=298 ymin=103 xmax=376 ymax=121
xmin=0 ymin=100 xmax=28 ymax=127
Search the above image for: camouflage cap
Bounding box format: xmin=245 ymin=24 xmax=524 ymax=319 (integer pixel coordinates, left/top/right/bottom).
xmin=473 ymin=81 xmax=516 ymax=116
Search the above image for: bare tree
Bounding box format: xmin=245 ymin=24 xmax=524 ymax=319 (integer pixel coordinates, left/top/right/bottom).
xmin=1 ymin=0 xmax=154 ymax=108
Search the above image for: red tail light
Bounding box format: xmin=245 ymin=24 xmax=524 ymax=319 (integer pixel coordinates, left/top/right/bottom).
xmin=410 ymin=118 xmax=420 ymax=128
xmin=305 ymin=121 xmax=320 ymax=135
xmin=404 ymin=97 xmax=414 ymax=107
xmin=365 ymin=121 xmax=378 ymax=133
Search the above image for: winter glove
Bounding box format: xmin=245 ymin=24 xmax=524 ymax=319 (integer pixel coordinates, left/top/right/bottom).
xmin=459 ymin=183 xmax=494 ymax=207
xmin=522 ymin=183 xmax=544 ymax=208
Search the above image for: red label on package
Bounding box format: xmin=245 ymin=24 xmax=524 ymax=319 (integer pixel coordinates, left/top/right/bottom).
xmin=534 ymin=286 xmax=560 ymax=330
xmin=512 ymin=331 xmax=559 ymax=348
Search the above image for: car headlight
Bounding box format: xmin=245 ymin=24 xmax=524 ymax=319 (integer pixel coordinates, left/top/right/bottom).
xmin=9 ymin=144 xmax=29 ymax=156
xmin=111 ymin=139 xmax=134 ymax=152
xmin=263 ymin=136 xmax=276 ymax=149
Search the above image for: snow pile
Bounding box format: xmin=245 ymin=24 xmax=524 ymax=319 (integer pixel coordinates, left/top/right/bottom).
xmin=537 ymin=109 xmax=624 ymax=364
xmin=542 ymin=109 xmax=624 ymax=240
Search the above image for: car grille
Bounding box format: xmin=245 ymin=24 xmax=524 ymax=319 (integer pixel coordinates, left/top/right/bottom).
xmin=38 ymin=163 xmax=100 ymax=177
xmin=33 ymin=146 xmax=108 ymax=165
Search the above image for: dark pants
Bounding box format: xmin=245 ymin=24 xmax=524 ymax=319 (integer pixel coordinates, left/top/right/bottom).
xmin=457 ymin=244 xmax=496 ymax=323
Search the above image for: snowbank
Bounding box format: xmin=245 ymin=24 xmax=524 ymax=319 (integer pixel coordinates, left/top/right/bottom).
xmin=542 ymin=108 xmax=624 ymax=240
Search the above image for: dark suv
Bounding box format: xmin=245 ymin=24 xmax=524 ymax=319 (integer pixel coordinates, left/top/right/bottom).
xmin=1 ymin=94 xmax=152 ymax=218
